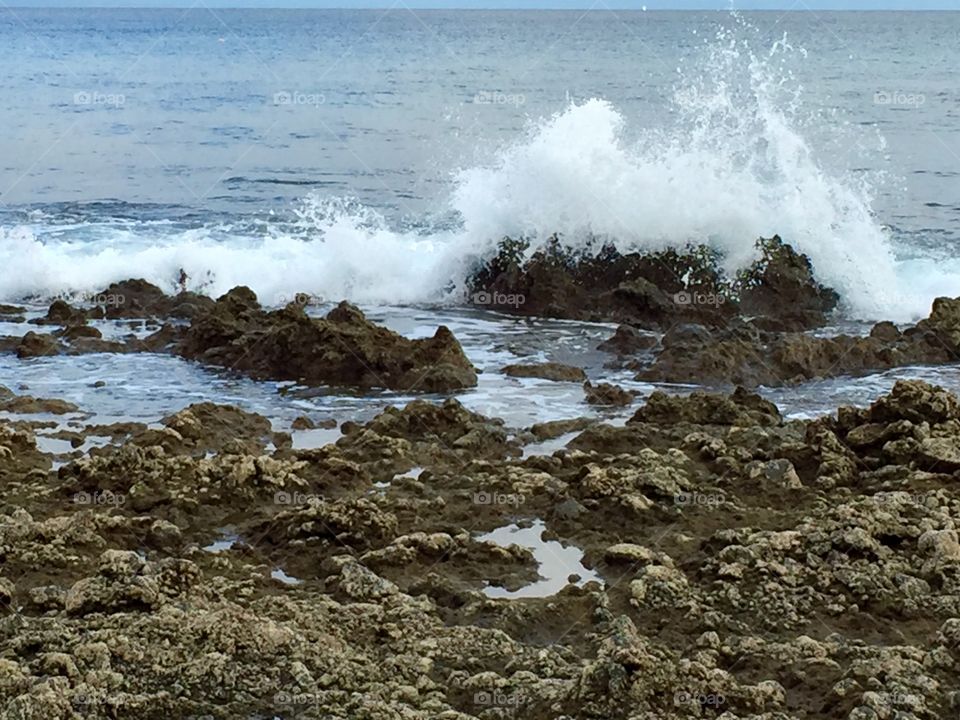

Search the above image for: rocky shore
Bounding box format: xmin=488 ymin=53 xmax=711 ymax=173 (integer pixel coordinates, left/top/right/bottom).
xmin=1 ymin=237 xmax=960 ymax=719
xmin=2 ymin=377 xmax=960 ymax=719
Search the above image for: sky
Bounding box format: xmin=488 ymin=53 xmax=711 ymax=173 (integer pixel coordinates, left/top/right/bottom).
xmin=7 ymin=0 xmax=960 ymax=8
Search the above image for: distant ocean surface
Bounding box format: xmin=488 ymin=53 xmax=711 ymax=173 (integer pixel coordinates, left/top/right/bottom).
xmin=1 ymin=8 xmax=959 ymax=318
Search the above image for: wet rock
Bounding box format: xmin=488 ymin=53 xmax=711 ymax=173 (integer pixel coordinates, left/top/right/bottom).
xmin=662 ymin=323 xmax=713 ymax=348
xmin=0 ymin=303 xmax=25 ymax=317
xmin=596 ymin=324 xmax=658 ymax=356
xmin=529 ymin=417 xmax=594 ymax=441
xmin=89 ymin=278 xmax=215 ymax=320
xmin=468 ymin=235 xmax=837 ymax=331
xmin=502 ymin=362 xmax=586 ymax=382
xmin=870 ymin=321 xmax=901 ymax=342
xmin=0 ymin=388 xmax=79 ymax=415
xmin=33 ymin=299 xmax=87 ymax=326
xmin=179 ymin=293 xmax=477 ymax=392
xmin=16 ymin=331 xmax=59 ymax=358
xmin=737 ymin=235 xmax=840 ymax=331
xmin=583 ymin=381 xmax=633 ymax=407
xmin=56 ymin=324 xmax=103 ymax=341
xmin=291 ymin=415 xmax=315 ymax=430
xmin=639 ymin=302 xmax=960 ymax=388
xmin=338 ymin=397 xmax=518 ymax=464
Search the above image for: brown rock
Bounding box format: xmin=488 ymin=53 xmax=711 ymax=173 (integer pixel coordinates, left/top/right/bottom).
xmin=503 ymin=362 xmax=587 ymax=382
xmin=16 ymin=332 xmax=60 ymax=358
xmin=179 ymin=294 xmax=477 ymax=392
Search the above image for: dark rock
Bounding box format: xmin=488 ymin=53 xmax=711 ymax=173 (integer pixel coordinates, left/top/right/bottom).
xmin=639 ymin=300 xmax=960 ymax=388
xmin=529 ymin=417 xmax=594 ymax=441
xmin=89 ymin=278 xmax=215 ymax=320
xmin=57 ymin=325 xmax=103 ymax=341
xmin=661 ymin=323 xmax=712 ymax=348
xmin=737 ymin=236 xmax=839 ymax=331
xmin=467 ymin=235 xmax=837 ymax=331
xmin=596 ymin=325 xmax=658 ymax=356
xmin=503 ymin=362 xmax=587 ymax=383
xmin=178 ymin=295 xmax=477 ymax=392
xmin=16 ymin=332 xmax=60 ymax=358
xmin=870 ymin=321 xmax=901 ymax=342
xmin=34 ymin=299 xmax=87 ymax=326
xmin=630 ymin=387 xmax=781 ymax=427
xmin=291 ymin=416 xmax=315 ymax=430
xmin=584 ymin=381 xmax=634 ymax=407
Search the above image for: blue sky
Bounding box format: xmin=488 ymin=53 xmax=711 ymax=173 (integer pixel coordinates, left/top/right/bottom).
xmin=8 ymin=0 xmax=959 ymax=7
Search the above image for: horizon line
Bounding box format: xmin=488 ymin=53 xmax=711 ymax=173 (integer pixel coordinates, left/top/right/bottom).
xmin=8 ymin=4 xmax=960 ymax=9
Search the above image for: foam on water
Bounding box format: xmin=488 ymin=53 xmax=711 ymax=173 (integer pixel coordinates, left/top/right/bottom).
xmin=1 ymin=17 xmax=955 ymax=321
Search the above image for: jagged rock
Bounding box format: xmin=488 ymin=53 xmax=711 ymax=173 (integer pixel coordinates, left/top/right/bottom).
xmin=179 ymin=292 xmax=477 ymax=392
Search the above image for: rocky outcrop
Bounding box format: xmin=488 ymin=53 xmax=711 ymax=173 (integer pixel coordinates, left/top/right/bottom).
xmin=4 ymin=376 xmax=960 ymax=719
xmin=638 ymin=298 xmax=960 ymax=387
xmin=178 ymin=289 xmax=477 ymax=392
xmin=468 ymin=235 xmax=838 ymax=331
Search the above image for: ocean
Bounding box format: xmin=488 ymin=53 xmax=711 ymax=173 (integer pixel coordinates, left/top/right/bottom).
xmin=2 ymin=7 xmax=959 ymax=425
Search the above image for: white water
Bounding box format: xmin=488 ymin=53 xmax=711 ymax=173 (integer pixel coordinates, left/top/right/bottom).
xmin=2 ymin=21 xmax=956 ymax=322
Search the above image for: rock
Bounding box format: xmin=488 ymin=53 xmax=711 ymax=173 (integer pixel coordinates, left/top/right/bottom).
xmin=529 ymin=417 xmax=594 ymax=441
xmin=16 ymin=331 xmax=59 ymax=358
xmin=0 ymin=389 xmax=79 ymax=414
xmin=467 ymin=235 xmax=836 ymax=332
xmin=502 ymin=362 xmax=587 ymax=383
xmin=639 ymin=305 xmax=960 ymax=388
xmin=662 ymin=323 xmax=713 ymax=348
xmin=631 ymin=387 xmax=781 ymax=427
xmin=35 ymin=299 xmax=87 ymax=326
xmin=291 ymin=415 xmax=315 ymax=430
xmin=179 ymin=295 xmax=477 ymax=392
xmin=89 ymin=278 xmax=216 ymax=320
xmin=737 ymin=235 xmax=840 ymax=331
xmin=0 ymin=304 xmax=25 ymax=316
xmin=870 ymin=321 xmax=901 ymax=342
xmin=604 ymin=544 xmax=671 ymax=566
xmin=596 ymin=325 xmax=658 ymax=356
xmin=583 ymin=381 xmax=633 ymax=407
